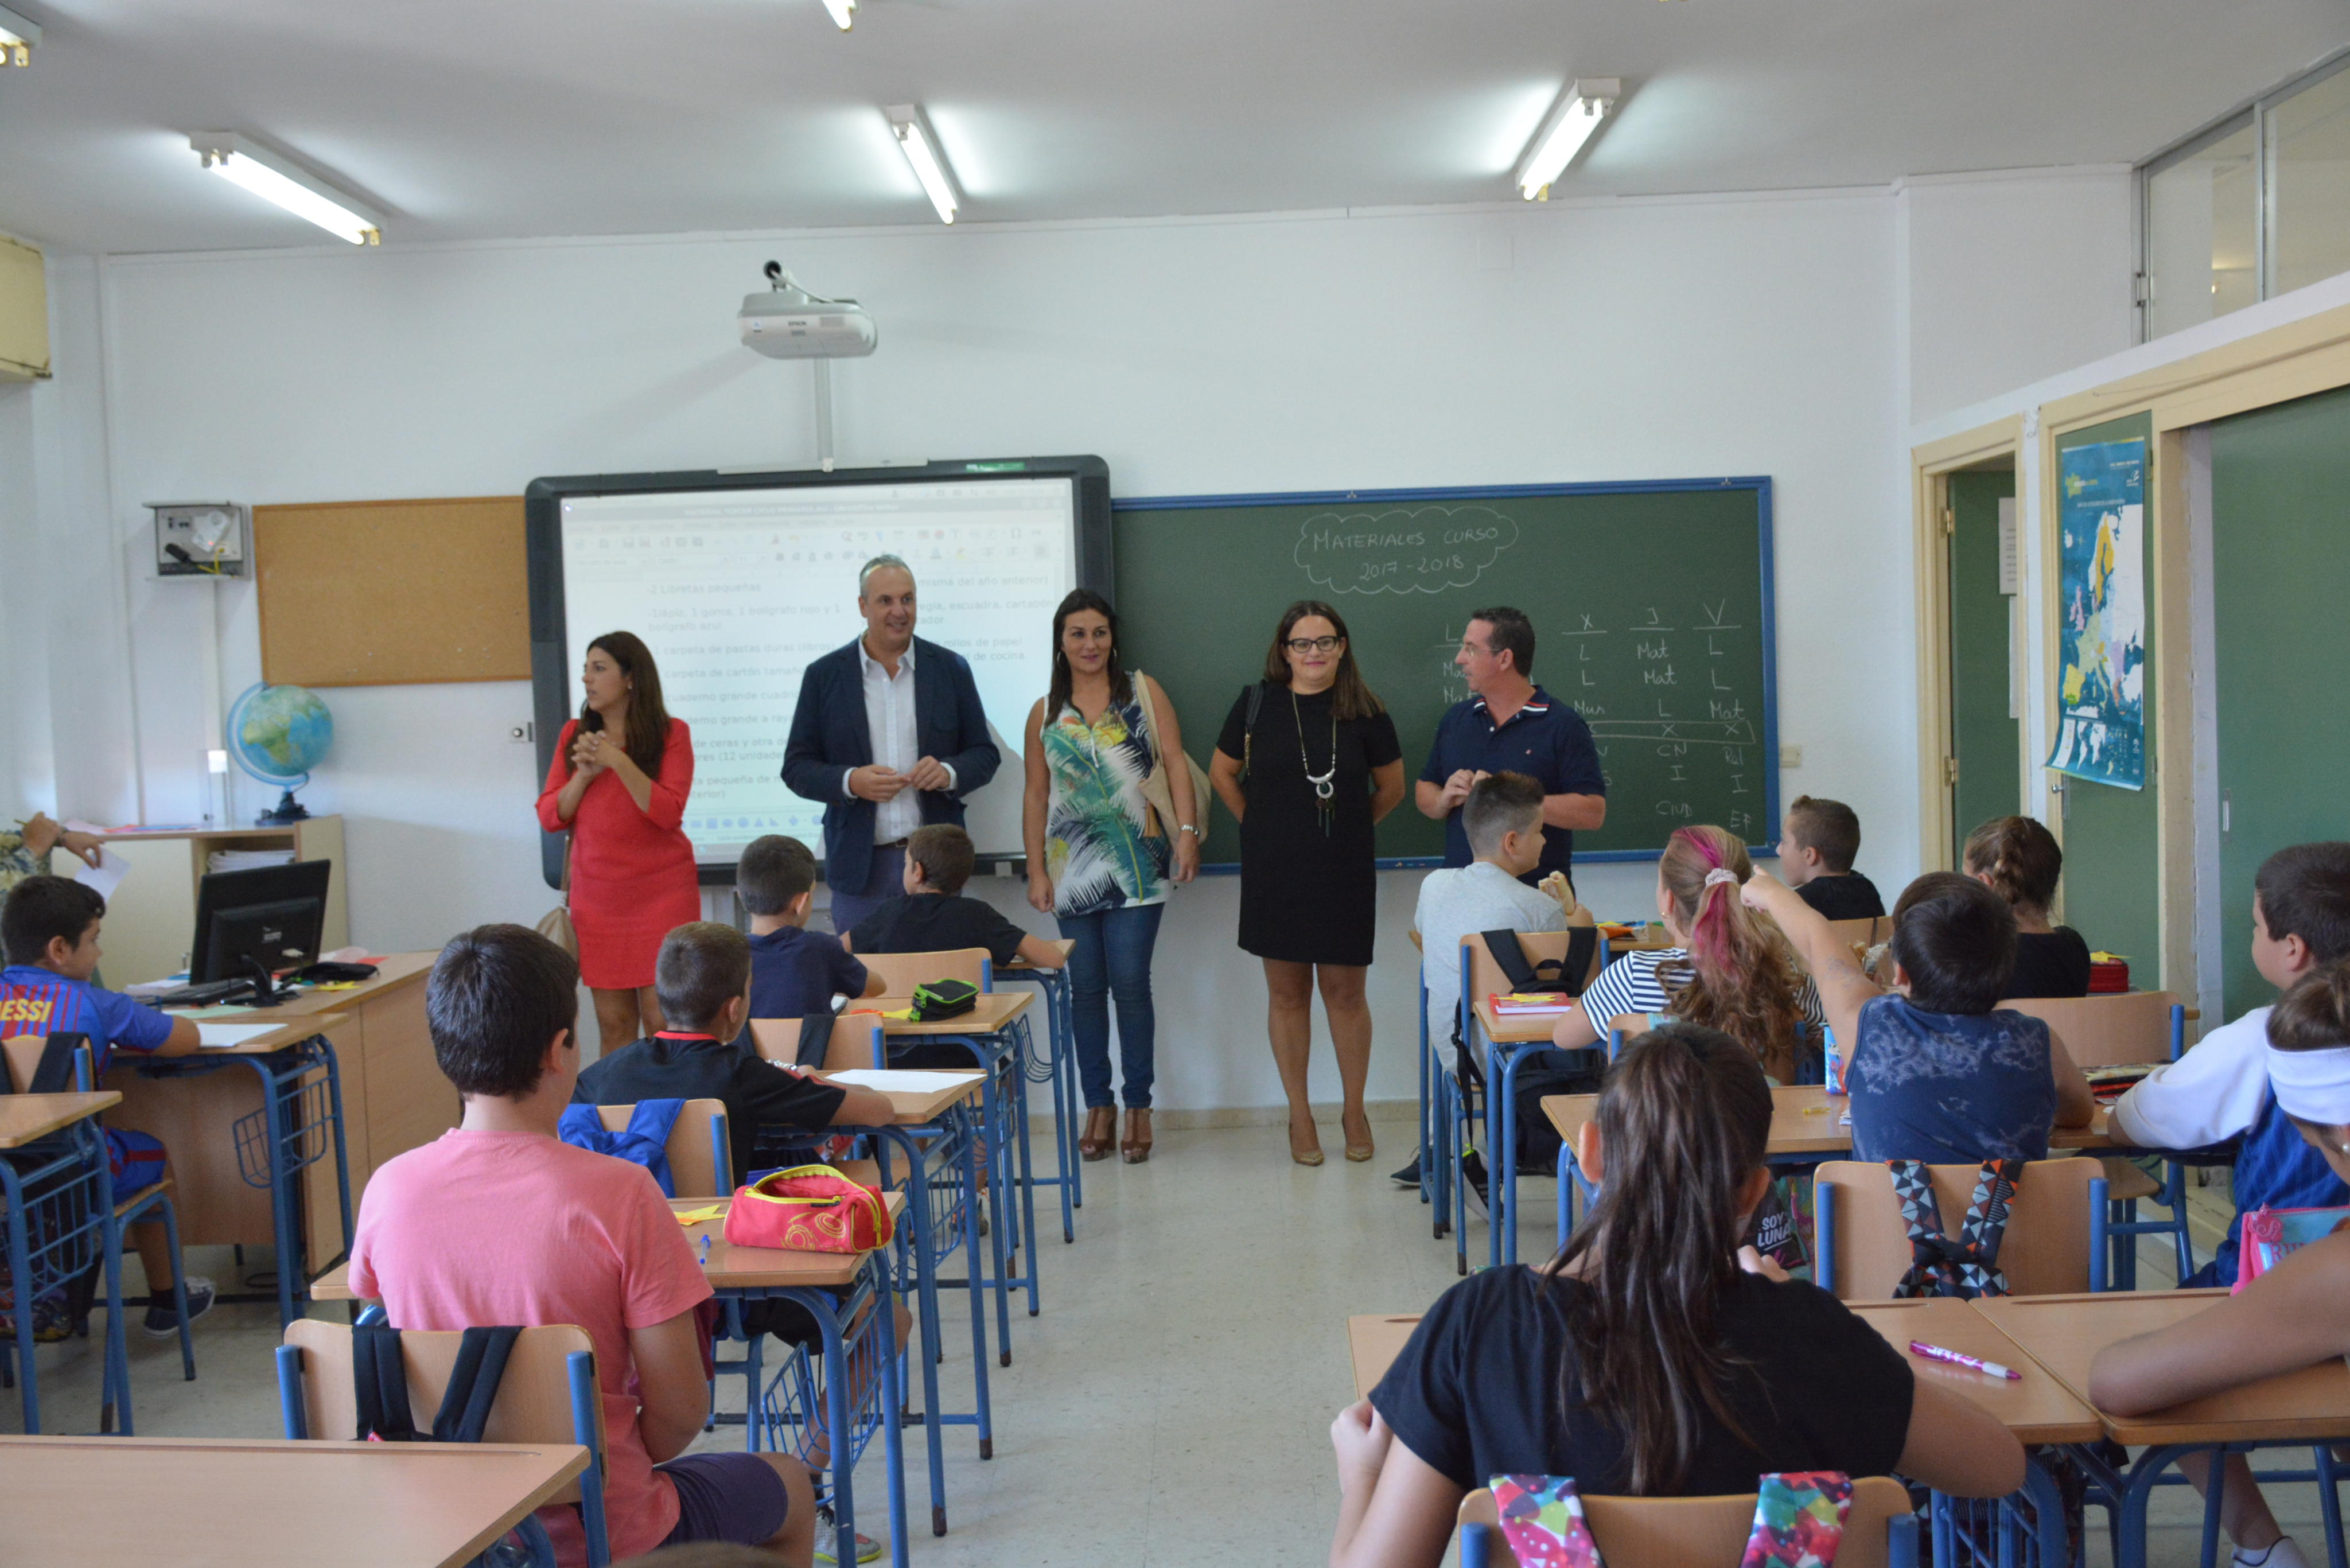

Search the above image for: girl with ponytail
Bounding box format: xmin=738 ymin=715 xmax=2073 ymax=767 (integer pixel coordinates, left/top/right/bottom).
xmin=1330 ymin=1025 xmax=2022 ymax=1566
xmin=1553 ymin=826 xmax=1824 ymax=1083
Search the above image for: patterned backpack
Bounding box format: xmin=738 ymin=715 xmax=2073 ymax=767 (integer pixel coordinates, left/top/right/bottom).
xmin=1887 ymin=1158 xmax=2024 ymax=1299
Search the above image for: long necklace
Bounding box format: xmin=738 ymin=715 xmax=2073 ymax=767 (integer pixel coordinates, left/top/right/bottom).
xmin=1293 ymin=687 xmax=1339 ymax=835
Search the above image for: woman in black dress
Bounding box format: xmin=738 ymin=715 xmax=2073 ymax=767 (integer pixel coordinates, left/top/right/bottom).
xmin=1209 ymin=601 xmax=1406 ymax=1167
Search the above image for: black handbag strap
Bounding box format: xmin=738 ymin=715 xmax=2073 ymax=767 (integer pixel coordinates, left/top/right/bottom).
xmin=352 ymin=1324 xmax=522 ymax=1444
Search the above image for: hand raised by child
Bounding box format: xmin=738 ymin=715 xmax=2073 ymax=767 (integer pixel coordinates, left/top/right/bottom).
xmin=1737 ymin=867 xmax=1787 ymax=912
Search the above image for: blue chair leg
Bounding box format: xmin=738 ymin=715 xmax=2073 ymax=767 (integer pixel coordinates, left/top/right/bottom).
xmin=567 ymin=1349 xmax=612 ymax=1568
xmin=1556 ymin=1139 xmax=1574 ymax=1244
xmin=1460 ymin=1520 xmax=1492 ymax=1568
xmin=2091 ymin=1177 xmax=2111 ymax=1293
xmin=275 ymin=1344 xmax=308 ymax=1438
xmin=1814 ymin=1179 xmax=1837 ymax=1295
xmin=1887 ymin=1508 xmax=1920 ymax=1568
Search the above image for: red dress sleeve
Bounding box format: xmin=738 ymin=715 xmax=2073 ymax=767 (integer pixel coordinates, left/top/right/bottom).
xmin=645 ymin=721 xmax=692 ymax=831
xmin=536 ymin=721 xmax=581 ymax=833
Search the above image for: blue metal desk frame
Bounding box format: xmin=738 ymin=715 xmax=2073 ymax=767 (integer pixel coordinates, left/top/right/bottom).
xmin=995 ymin=960 xmax=1080 ymax=1243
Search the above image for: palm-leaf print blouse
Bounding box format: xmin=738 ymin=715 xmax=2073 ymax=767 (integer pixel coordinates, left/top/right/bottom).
xmin=1041 ymin=690 xmax=1173 ymax=916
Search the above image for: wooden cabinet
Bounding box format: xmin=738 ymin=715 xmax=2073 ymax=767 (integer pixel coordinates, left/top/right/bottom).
xmin=93 ymin=817 xmax=349 ymax=988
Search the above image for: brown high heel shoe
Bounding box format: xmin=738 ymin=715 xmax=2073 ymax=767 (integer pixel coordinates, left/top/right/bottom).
xmin=1120 ymin=1108 xmax=1153 ymax=1164
xmin=1343 ymin=1108 xmax=1376 ymax=1163
xmin=1288 ymin=1112 xmax=1325 ymax=1167
xmin=1079 ymin=1106 xmax=1116 ymax=1162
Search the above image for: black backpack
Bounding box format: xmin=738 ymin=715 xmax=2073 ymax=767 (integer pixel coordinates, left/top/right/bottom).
xmin=1467 ymin=931 xmax=1604 ymax=1176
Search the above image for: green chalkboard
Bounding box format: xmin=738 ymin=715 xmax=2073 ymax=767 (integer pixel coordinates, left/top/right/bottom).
xmin=1112 ymin=481 xmax=1778 ymax=866
xmin=2212 ymin=382 xmax=2350 ymax=1015
xmin=2051 ymin=415 xmax=2159 ymax=974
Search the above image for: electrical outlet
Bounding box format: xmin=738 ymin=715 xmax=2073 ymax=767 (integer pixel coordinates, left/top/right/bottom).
xmin=507 ymin=722 xmax=534 ymax=744
xmin=1780 ymin=744 xmax=1802 ymax=768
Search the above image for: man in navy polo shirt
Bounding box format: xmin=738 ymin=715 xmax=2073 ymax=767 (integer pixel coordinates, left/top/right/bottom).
xmin=1415 ymin=606 xmax=1606 ymax=889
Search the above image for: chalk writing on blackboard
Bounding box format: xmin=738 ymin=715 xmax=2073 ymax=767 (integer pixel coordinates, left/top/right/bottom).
xmin=1294 ymin=505 xmax=1519 ymax=596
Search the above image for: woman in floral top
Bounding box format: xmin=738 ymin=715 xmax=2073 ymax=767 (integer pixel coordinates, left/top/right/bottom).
xmin=1023 ymin=590 xmax=1200 ymax=1164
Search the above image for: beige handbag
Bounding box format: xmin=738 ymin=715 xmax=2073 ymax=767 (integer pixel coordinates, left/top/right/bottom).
xmin=1132 ymin=671 xmax=1211 ymax=840
xmin=535 ymin=832 xmax=578 ymax=956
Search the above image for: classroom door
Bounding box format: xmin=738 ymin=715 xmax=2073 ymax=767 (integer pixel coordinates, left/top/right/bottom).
xmin=2211 ymin=382 xmax=2350 ymax=1016
xmin=1947 ymin=468 xmax=2021 ymax=861
xmin=2051 ymin=414 xmax=2161 ymax=978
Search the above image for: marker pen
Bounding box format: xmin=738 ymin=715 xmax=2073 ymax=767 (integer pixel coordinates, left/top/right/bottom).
xmin=1909 ymin=1340 xmax=2020 ymax=1380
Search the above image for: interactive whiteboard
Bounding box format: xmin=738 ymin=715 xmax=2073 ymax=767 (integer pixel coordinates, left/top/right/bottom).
xmin=527 ymin=459 xmax=1112 ymax=883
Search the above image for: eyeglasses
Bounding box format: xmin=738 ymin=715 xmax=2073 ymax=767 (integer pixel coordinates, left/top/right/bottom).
xmin=1283 ymin=636 xmax=1342 ymax=654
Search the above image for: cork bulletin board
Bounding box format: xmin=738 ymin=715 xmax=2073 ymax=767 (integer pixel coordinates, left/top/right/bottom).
xmin=255 ymin=496 xmax=531 ymax=686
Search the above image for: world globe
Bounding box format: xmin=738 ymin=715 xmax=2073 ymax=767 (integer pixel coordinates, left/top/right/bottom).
xmin=226 ymin=682 xmax=334 ymax=824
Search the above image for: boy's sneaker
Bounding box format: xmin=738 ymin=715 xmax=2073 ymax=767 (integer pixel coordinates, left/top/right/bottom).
xmin=143 ymin=1277 xmax=217 ymax=1338
xmin=814 ymin=1529 xmax=884 ymax=1563
xmin=1460 ymin=1150 xmax=1491 ymax=1212
xmin=1390 ymin=1154 xmax=1422 ymax=1188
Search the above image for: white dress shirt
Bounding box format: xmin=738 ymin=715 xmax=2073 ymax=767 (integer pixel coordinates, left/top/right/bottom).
xmin=846 ymin=637 xmax=953 ymax=845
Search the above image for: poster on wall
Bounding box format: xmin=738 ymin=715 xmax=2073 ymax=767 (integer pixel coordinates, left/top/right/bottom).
xmin=2045 ymin=438 xmax=2147 ymax=790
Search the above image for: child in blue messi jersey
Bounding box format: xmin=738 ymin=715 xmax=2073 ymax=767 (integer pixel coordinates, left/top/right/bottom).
xmin=1 ymin=876 xmax=213 ymax=1337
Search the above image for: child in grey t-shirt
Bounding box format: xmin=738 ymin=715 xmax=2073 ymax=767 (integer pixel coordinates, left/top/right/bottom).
xmin=1414 ymin=773 xmax=1571 ymax=1073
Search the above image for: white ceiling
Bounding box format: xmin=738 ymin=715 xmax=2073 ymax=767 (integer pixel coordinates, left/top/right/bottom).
xmin=2 ymin=0 xmax=2345 ymax=254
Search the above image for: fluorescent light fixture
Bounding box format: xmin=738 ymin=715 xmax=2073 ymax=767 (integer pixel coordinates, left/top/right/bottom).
xmin=190 ymin=133 xmax=384 ymax=245
xmin=820 ymin=0 xmax=854 ymax=29
xmin=0 ymin=3 xmax=38 ymax=67
xmin=886 ymin=104 xmax=960 ymax=224
xmin=1514 ymin=77 xmax=1620 ymax=200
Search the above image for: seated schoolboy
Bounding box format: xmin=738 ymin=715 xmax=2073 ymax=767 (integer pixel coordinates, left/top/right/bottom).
xmin=2110 ymin=841 xmax=2350 ymax=1285
xmin=1748 ymin=869 xmax=2095 ymax=1164
xmin=738 ymin=835 xmax=881 ymax=1019
xmin=1554 ymin=826 xmax=1826 ymax=1086
xmin=348 ymin=925 xmax=816 ymax=1567
xmin=1776 ymin=795 xmax=1885 ymax=921
xmin=845 ymin=824 xmax=1065 ymax=972
xmin=1330 ymin=1024 xmax=2023 ymax=1566
xmin=1963 ymin=815 xmax=2091 ymax=998
xmin=0 ymin=875 xmax=213 ymax=1337
xmin=573 ymin=921 xmax=894 ymax=1185
xmin=2090 ymin=960 xmax=2350 ymax=1568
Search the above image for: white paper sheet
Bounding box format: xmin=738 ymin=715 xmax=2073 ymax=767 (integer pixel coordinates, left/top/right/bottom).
xmin=72 ymin=847 xmax=130 ymax=902
xmin=826 ymin=1069 xmax=985 ymax=1093
xmin=197 ymin=1021 xmax=285 ymax=1049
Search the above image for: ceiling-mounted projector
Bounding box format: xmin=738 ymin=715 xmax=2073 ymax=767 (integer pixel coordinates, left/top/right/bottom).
xmin=739 ymin=262 xmax=877 ymax=359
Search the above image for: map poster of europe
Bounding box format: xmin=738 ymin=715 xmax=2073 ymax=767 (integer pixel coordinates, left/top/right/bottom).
xmin=2046 ymin=438 xmax=2147 ymax=790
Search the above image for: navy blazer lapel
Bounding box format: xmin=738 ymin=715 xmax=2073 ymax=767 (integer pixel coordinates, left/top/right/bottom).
xmin=911 ymin=635 xmax=946 ymax=734
xmin=836 ymin=639 xmax=874 ymax=767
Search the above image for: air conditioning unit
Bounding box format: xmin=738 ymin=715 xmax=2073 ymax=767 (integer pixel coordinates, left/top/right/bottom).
xmin=0 ymin=235 xmax=49 ymax=382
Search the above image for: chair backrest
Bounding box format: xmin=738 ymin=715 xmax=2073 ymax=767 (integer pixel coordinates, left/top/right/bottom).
xmin=1813 ymin=1157 xmax=2103 ymax=1300
xmin=1826 ymin=915 xmax=1892 ymax=948
xmin=1997 ymin=991 xmax=2184 ymax=1069
xmin=1 ymin=1034 xmax=96 ymax=1094
xmin=281 ymin=1319 xmax=604 ymax=1505
xmin=1458 ymin=1475 xmax=1914 ymax=1568
xmin=1464 ymin=928 xmax=1605 ymax=1015
xmin=593 ymin=1098 xmax=729 ymax=1196
xmin=747 ymin=1016 xmax=884 ymax=1071
xmin=854 ymin=947 xmax=992 ymax=995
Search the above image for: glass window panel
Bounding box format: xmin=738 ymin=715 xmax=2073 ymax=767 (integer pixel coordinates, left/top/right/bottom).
xmin=2146 ymin=119 xmax=2258 ymax=338
xmin=2271 ymin=65 xmax=2350 ymax=297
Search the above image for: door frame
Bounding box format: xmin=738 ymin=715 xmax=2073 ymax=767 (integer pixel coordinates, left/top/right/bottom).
xmin=1910 ymin=417 xmax=2025 ymax=873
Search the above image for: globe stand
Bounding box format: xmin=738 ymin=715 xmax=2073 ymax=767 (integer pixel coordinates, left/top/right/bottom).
xmin=256 ymin=788 xmax=310 ymax=827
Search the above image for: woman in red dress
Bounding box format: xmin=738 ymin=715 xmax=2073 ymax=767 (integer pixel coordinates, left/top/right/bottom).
xmin=536 ymin=631 xmax=701 ymax=1050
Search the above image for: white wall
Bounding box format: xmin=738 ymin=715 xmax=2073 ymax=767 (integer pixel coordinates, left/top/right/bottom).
xmin=1899 ymin=168 xmax=2138 ymax=427
xmin=21 ymin=174 xmax=2143 ymax=1114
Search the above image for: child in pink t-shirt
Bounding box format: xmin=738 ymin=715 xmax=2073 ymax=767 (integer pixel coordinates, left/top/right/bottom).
xmin=348 ymin=924 xmax=815 ymax=1567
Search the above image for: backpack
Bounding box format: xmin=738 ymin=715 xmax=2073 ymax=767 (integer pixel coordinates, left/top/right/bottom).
xmin=1478 ymin=927 xmax=1599 ymax=998
xmin=557 ymin=1099 xmax=686 ymax=1197
xmin=1473 ymin=930 xmax=1604 ymax=1174
xmin=1889 ymin=1158 xmax=2024 ymax=1299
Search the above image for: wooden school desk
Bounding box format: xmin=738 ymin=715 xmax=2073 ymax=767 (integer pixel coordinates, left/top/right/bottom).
xmin=1977 ymin=1291 xmax=2350 ymax=1568
xmin=1540 ymin=1089 xmax=2122 ymax=1166
xmin=0 ymin=1090 xmax=120 ymax=1147
xmin=0 ymin=1433 xmax=586 ymax=1568
xmin=873 ymin=991 xmax=1043 ymax=1332
xmin=1 ymin=1091 xmax=127 ymax=1431
xmin=994 ymin=937 xmax=1080 ymax=1243
xmin=1347 ymin=1313 xmax=1423 ymax=1399
xmin=819 ymin=1064 xmax=994 ymax=1536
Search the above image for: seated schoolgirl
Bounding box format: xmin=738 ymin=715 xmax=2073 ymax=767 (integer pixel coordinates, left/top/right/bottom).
xmin=2088 ymin=960 xmax=2350 ymax=1568
xmin=1330 ymin=1025 xmax=2024 ymax=1568
xmin=1744 ymin=869 xmax=2094 ymax=1163
xmin=1553 ymin=826 xmax=1825 ymax=1084
xmin=1963 ymin=816 xmax=2092 ymax=999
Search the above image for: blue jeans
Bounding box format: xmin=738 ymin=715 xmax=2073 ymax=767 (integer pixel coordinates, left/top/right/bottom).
xmin=1058 ymin=901 xmax=1166 ymax=1110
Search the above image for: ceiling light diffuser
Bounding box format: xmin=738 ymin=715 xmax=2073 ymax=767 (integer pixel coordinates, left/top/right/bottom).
xmin=190 ymin=134 xmax=383 ymax=245
xmin=886 ymin=105 xmax=960 ymax=224
xmin=820 ymin=0 xmax=854 ymax=29
xmin=0 ymin=4 xmax=39 ymax=67
xmin=1514 ymin=78 xmax=1621 ymax=200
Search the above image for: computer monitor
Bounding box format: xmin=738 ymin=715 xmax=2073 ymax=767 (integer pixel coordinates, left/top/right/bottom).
xmin=190 ymin=860 xmax=332 ymax=985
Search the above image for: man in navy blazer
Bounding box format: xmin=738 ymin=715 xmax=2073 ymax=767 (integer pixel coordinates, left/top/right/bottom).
xmin=781 ymin=555 xmax=1001 ymax=933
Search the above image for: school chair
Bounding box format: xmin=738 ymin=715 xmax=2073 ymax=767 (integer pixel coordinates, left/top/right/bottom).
xmin=2001 ymin=991 xmax=2196 ymax=1286
xmin=853 ymin=946 xmax=993 ymax=997
xmin=1826 ymin=915 xmax=1893 ymax=949
xmin=1456 ymin=1476 xmax=1920 ymax=1568
xmin=277 ymin=1318 xmax=610 ymax=1568
xmin=749 ymin=1015 xmax=886 ymax=1071
xmin=1453 ymin=927 xmax=1604 ymax=1273
xmin=1 ymin=1033 xmax=197 ymax=1433
xmin=1812 ymin=1157 xmax=2111 ymax=1299
xmin=586 ymin=1098 xmax=731 ymax=1198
